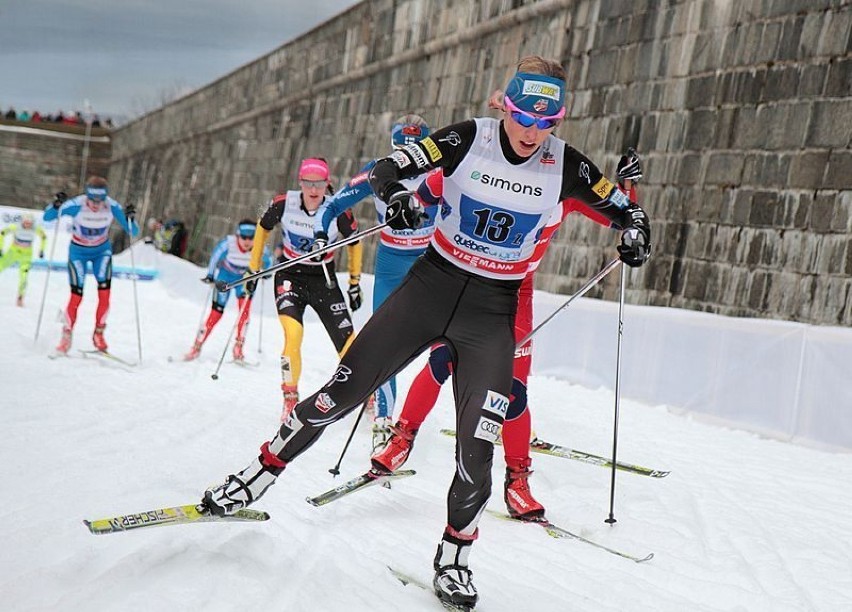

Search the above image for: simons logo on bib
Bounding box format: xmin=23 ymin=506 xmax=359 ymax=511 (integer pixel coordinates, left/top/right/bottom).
xmin=470 ymin=171 xmax=542 ymax=197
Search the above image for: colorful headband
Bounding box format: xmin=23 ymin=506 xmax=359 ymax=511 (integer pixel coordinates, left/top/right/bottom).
xmin=85 ymin=185 xmax=108 ymax=201
xmin=298 ymin=158 xmax=329 ymax=181
xmin=237 ymin=223 xmax=256 ymax=237
xmin=504 ymin=72 xmax=565 ymax=116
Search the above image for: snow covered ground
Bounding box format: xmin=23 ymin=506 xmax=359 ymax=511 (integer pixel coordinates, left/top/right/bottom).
xmin=2 ymin=244 xmax=851 ymax=611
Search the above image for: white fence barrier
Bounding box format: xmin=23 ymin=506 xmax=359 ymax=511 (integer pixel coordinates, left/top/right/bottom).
xmin=532 ymin=289 xmax=852 ymax=451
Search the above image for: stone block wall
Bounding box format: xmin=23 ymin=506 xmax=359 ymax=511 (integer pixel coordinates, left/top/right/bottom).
xmin=0 ymin=120 xmax=111 ymax=209
xmin=108 ymin=0 xmax=852 ymax=325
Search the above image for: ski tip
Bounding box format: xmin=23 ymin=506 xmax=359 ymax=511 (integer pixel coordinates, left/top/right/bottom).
xmin=82 ymin=519 xmax=106 ymax=535
xmin=387 ymin=566 xmax=413 ymax=586
xmin=236 ymin=509 xmax=271 ymax=521
xmin=367 ymin=468 xmax=417 ymax=478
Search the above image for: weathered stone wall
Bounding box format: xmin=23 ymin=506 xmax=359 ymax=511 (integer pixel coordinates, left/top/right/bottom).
xmin=0 ymin=120 xmax=111 ymax=208
xmin=109 ymin=0 xmax=852 ymax=325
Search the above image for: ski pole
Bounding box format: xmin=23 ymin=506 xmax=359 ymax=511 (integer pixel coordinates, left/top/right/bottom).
xmin=328 ymin=399 xmax=369 ymax=477
xmin=320 ymin=259 xmax=335 ymax=289
xmin=605 ymin=261 xmax=627 ymax=524
xmin=34 ymin=201 xmax=64 ymax=343
xmin=606 ymin=179 xmax=637 ymax=525
xmin=127 ymin=223 xmax=143 ymax=365
xmin=197 ymin=282 xmax=215 ymax=334
xmin=211 ymin=288 xmax=253 ymax=380
xmin=217 ymin=222 xmax=388 ymax=292
xmin=515 ymin=257 xmax=622 ymax=349
xmin=257 ymin=278 xmax=265 ymax=354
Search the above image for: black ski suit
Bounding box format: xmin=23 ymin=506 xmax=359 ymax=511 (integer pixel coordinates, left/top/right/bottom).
xmin=256 ymin=118 xmax=650 ymax=539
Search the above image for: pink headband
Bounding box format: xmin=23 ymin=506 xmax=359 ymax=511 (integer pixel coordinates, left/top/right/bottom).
xmin=298 ymin=158 xmax=329 ymax=181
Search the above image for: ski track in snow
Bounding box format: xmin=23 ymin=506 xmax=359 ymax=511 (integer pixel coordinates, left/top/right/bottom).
xmin=2 ymin=245 xmax=851 ymax=611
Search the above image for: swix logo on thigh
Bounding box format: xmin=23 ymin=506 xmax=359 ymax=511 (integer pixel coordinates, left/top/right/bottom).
xmin=483 ymin=390 xmax=508 ymax=418
xmin=514 ymin=345 xmax=532 ymax=359
xmin=315 ymin=392 xmax=336 ymax=413
xmin=333 ymin=365 xmax=352 ymax=383
xmin=474 ymin=417 xmax=502 ymax=444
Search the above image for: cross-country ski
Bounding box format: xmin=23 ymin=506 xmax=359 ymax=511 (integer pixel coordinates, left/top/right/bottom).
xmin=388 ymin=566 xmax=475 ymax=611
xmin=440 ymin=428 xmax=669 ymax=478
xmin=306 ymin=469 xmax=416 ymax=506
xmin=486 ymin=509 xmax=653 ymax=564
xmin=84 ymin=504 xmax=270 ymax=535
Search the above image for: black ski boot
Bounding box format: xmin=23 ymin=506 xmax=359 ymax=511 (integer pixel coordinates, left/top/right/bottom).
xmin=433 ymin=533 xmax=478 ymax=610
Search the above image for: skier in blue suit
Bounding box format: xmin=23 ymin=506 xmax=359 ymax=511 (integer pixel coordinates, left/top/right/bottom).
xmin=43 ymin=176 xmax=138 ymax=354
xmin=313 ymin=114 xmax=436 ymax=450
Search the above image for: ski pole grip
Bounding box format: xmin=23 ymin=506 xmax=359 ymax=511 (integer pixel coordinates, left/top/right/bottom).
xmin=215 ymin=280 xmax=229 ymax=292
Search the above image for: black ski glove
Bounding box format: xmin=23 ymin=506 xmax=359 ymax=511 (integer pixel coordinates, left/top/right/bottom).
xmin=244 ymin=277 xmax=257 ymax=296
xmin=617 ymin=205 xmax=651 ymax=267
xmin=53 ymin=192 xmax=68 ymax=208
xmin=385 ymin=187 xmax=425 ymax=231
xmin=201 ymin=275 xmax=215 ymax=284
xmin=347 ymin=277 xmax=363 ymax=312
xmin=617 ymin=147 xmax=643 ymax=186
xmin=312 ymin=231 xmax=329 ymax=262
xmin=124 ymin=203 xmax=136 ymax=219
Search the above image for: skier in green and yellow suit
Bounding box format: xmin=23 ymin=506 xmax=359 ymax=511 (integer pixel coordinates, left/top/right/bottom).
xmin=0 ymin=212 xmax=47 ymax=307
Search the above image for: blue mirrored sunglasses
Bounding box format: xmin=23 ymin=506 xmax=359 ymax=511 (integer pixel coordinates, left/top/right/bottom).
xmin=504 ymin=96 xmax=565 ymax=130
xmin=509 ymin=111 xmax=560 ymax=130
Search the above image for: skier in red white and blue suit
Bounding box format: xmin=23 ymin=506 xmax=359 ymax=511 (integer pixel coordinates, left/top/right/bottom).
xmin=43 ymin=175 xmax=138 ymax=354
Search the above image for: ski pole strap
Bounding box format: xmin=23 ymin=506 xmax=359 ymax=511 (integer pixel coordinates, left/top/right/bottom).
xmin=515 ymin=257 xmax=622 ymax=349
xmin=217 ymin=222 xmax=390 ymax=292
